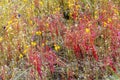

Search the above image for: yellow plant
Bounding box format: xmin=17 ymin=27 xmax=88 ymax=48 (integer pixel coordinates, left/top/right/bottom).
xmin=19 ymin=54 xmax=23 ymax=59
xmin=36 ymin=31 xmax=42 ymax=35
xmin=0 ymin=37 xmax=3 ymax=42
xmin=54 ymin=44 xmax=60 ymax=51
xmin=107 ymin=18 xmax=112 ymax=23
xmin=39 ymin=1 xmax=43 ymax=6
xmin=103 ymin=22 xmax=107 ymax=27
xmin=31 ymin=41 xmax=37 ymax=46
xmin=23 ymin=45 xmax=29 ymax=54
xmin=85 ymin=28 xmax=90 ymax=33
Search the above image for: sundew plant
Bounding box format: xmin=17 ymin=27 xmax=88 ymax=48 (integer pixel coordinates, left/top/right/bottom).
xmin=0 ymin=0 xmax=120 ymax=80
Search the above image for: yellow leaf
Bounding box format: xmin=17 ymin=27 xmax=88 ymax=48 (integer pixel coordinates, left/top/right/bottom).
xmin=19 ymin=54 xmax=23 ymax=59
xmin=36 ymin=31 xmax=42 ymax=35
xmin=39 ymin=1 xmax=43 ymax=6
xmin=31 ymin=41 xmax=37 ymax=46
xmin=0 ymin=37 xmax=3 ymax=42
xmin=54 ymin=44 xmax=60 ymax=51
xmin=23 ymin=0 xmax=27 ymax=2
xmin=107 ymin=18 xmax=112 ymax=23
xmin=8 ymin=20 xmax=12 ymax=25
xmin=103 ymin=22 xmax=107 ymax=27
xmin=85 ymin=28 xmax=90 ymax=33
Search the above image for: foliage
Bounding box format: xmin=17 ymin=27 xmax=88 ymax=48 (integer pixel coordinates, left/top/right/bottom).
xmin=0 ymin=0 xmax=120 ymax=80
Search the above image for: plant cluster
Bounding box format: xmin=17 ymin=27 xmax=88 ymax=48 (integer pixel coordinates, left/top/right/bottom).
xmin=0 ymin=0 xmax=120 ymax=80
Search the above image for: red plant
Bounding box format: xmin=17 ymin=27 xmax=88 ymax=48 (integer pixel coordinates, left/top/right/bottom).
xmin=44 ymin=50 xmax=57 ymax=73
xmin=73 ymin=44 xmax=84 ymax=59
xmin=91 ymin=45 xmax=98 ymax=61
xmin=29 ymin=49 xmax=43 ymax=79
xmin=28 ymin=45 xmax=66 ymax=78
xmin=104 ymin=56 xmax=116 ymax=72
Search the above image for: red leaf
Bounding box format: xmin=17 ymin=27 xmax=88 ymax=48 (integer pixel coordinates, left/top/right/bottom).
xmin=29 ymin=50 xmax=42 ymax=78
xmin=104 ymin=56 xmax=116 ymax=72
xmin=110 ymin=65 xmax=116 ymax=72
xmin=91 ymin=46 xmax=98 ymax=61
xmin=44 ymin=51 xmax=57 ymax=73
xmin=73 ymin=44 xmax=84 ymax=59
